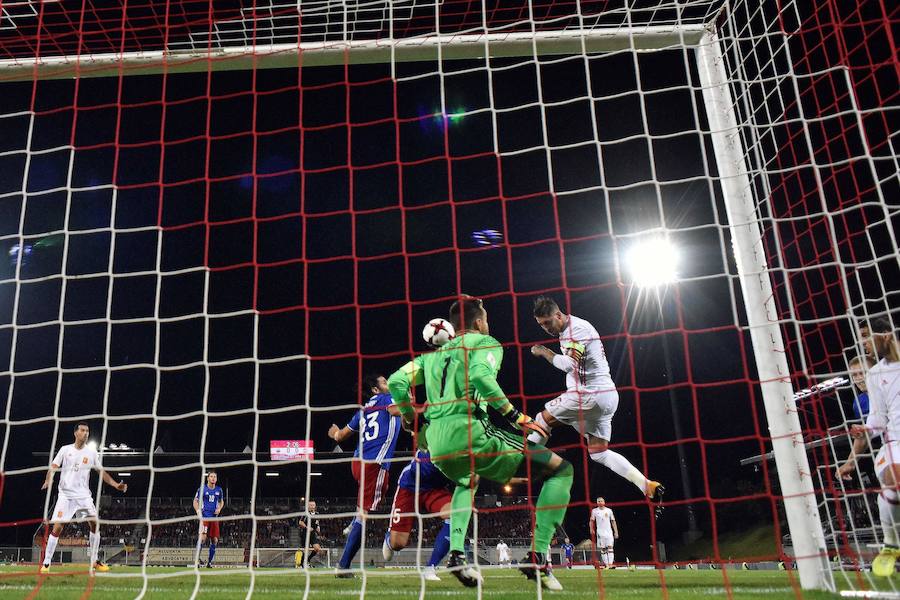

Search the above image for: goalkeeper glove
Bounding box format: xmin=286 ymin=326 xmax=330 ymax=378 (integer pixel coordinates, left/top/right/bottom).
xmin=504 ymin=408 xmax=548 ymax=438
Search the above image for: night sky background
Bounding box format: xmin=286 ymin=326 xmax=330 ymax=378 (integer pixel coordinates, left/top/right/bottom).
xmin=0 ymin=0 xmax=896 ymax=562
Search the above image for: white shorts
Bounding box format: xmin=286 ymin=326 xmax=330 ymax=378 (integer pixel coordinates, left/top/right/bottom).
xmin=545 ymin=389 xmax=618 ymax=441
xmin=875 ymin=441 xmax=900 ymax=481
xmin=499 ymin=552 xmax=510 ymax=562
xmin=50 ymin=496 xmax=97 ymax=523
xmin=597 ymin=535 xmax=615 ymax=548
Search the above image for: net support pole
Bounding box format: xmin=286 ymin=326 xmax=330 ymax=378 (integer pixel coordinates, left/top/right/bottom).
xmin=695 ymin=27 xmax=832 ymax=591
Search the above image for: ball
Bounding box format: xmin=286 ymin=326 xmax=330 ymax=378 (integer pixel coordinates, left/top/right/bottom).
xmin=422 ymin=318 xmax=455 ymax=347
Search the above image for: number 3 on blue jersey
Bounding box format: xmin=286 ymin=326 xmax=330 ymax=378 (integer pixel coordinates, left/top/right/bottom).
xmin=363 ymin=411 xmax=380 ymax=441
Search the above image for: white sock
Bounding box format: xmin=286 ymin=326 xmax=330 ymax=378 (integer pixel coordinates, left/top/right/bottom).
xmin=44 ymin=534 xmax=59 ymax=567
xmin=526 ymin=413 xmax=550 ymax=445
xmin=89 ymin=531 xmax=100 ymax=565
xmin=195 ymin=538 xmax=204 ymax=562
xmin=879 ymin=489 xmax=900 ymax=547
xmin=590 ymin=450 xmax=649 ymax=494
xmin=605 ymin=549 xmax=614 ymax=566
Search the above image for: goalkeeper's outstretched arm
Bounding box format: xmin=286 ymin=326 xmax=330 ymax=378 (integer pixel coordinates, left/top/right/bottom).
xmin=388 ymin=358 xmax=424 ymax=423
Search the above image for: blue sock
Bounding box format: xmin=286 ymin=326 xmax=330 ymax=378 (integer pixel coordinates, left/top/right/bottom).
xmin=338 ymin=517 xmax=363 ymax=569
xmin=428 ymin=520 xmax=451 ymax=567
xmin=208 ymin=543 xmax=217 ymax=564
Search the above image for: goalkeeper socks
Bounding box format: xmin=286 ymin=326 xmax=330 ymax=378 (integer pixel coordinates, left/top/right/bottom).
xmin=428 ymin=520 xmax=451 ymax=567
xmin=208 ymin=543 xmax=217 ymax=565
xmin=89 ymin=532 xmax=100 ymax=565
xmin=590 ymin=449 xmax=649 ymax=494
xmin=534 ymin=460 xmax=573 ymax=550
xmin=449 ymin=485 xmax=475 ymax=554
xmin=338 ymin=517 xmax=363 ymax=569
xmin=44 ymin=534 xmax=59 ymax=567
xmin=879 ymin=489 xmax=900 ymax=547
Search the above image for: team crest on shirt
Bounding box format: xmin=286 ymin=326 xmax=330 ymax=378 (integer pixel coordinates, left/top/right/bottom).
xmin=82 ymin=457 xmax=88 ymax=464
xmin=57 ymin=511 xmax=63 ymax=517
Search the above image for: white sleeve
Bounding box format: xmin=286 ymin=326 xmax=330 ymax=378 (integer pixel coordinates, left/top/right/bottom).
xmin=51 ymin=447 xmax=64 ymax=467
xmin=865 ymin=374 xmax=885 ymax=438
xmin=608 ymin=510 xmax=615 ymax=521
xmin=93 ymin=450 xmax=103 ymax=471
xmin=552 ymin=353 xmax=576 ymax=373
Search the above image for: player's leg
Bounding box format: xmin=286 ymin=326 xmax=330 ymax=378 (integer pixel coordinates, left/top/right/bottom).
xmin=605 ymin=541 xmax=615 ymax=568
xmin=872 ymin=445 xmax=900 ymax=576
xmin=526 ymin=408 xmax=561 ymax=446
xmin=88 ymin=519 xmax=102 ymax=571
xmin=586 ymin=392 xmax=663 ymax=498
xmin=195 ymin=524 xmax=208 ymax=566
xmin=41 ymin=520 xmax=63 ymax=573
xmin=338 ymin=461 xmax=387 ymax=574
xmin=308 ymin=543 xmax=321 ymax=566
xmin=383 ymin=486 xmax=414 ymax=559
xmin=423 ymin=493 xmax=452 ymax=580
xmin=207 ymin=521 xmax=219 ymax=567
xmin=507 ymin=442 xmax=570 ymax=591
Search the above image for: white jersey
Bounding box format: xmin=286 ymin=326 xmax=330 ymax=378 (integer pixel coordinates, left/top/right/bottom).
xmin=497 ymin=542 xmax=509 ymax=557
xmin=52 ymin=443 xmax=101 ymax=500
xmin=591 ymin=507 xmax=615 ymax=537
xmin=866 ymin=359 xmax=900 ymax=443
xmin=555 ymin=315 xmax=614 ymax=392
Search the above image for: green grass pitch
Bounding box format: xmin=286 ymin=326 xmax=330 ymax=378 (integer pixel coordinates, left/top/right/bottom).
xmin=0 ymin=565 xmax=865 ymax=599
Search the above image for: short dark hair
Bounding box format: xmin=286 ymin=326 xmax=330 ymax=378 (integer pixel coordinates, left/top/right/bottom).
xmin=448 ymin=295 xmax=484 ymax=331
xmin=869 ymin=316 xmax=894 ymax=335
xmin=207 ymin=470 xmax=217 ymax=477
xmin=362 ymin=374 xmax=382 ymax=397
xmin=533 ymin=296 xmax=560 ymax=318
xmin=74 ymin=422 xmax=89 ymax=432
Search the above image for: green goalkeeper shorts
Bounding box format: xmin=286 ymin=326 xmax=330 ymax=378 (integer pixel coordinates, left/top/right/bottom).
xmin=425 ymin=415 xmax=553 ymax=486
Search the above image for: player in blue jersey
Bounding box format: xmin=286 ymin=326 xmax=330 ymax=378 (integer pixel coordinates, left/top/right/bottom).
xmin=381 ymin=449 xmax=453 ymax=581
xmin=328 ymin=374 xmax=401 ymax=576
xmin=562 ymin=537 xmax=575 ymax=568
xmin=193 ymin=471 xmax=224 ymax=568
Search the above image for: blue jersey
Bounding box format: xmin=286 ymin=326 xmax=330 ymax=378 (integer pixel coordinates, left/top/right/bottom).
xmin=853 ymin=392 xmax=870 ymax=419
xmin=195 ymin=485 xmax=223 ymax=518
xmin=397 ymin=450 xmax=452 ymax=492
xmin=563 ymin=543 xmax=575 ymax=557
xmin=346 ymin=392 xmax=400 ymax=465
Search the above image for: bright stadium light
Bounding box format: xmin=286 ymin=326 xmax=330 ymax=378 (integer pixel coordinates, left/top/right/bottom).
xmin=627 ymin=238 xmax=679 ymax=287
xmin=86 ymin=440 xmax=98 ymax=451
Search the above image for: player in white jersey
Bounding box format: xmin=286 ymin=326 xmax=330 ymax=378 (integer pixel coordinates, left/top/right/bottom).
xmin=838 ymin=317 xmax=900 ymax=576
xmin=589 ymin=497 xmax=618 ymax=568
xmin=496 ymin=540 xmax=511 ymax=567
xmin=40 ymin=422 xmax=128 ymax=574
xmin=527 ymin=296 xmax=662 ymax=501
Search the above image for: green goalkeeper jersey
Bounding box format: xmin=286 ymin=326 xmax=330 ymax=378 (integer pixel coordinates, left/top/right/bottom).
xmin=388 ymin=332 xmax=509 ymax=421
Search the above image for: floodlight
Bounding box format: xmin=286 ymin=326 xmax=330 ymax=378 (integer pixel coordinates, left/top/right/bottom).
xmin=628 ymin=238 xmax=679 ymax=287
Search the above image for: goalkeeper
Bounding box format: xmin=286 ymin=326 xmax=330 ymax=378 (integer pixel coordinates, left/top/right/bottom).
xmin=388 ymin=296 xmax=573 ymax=591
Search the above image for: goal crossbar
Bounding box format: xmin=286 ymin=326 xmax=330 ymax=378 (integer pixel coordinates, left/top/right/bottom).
xmin=0 ymin=24 xmax=706 ymax=81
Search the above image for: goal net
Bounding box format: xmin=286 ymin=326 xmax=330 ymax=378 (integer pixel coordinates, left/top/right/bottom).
xmin=0 ymin=0 xmax=896 ymax=597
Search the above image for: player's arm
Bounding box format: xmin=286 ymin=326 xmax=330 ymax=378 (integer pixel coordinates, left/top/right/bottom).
xmin=611 ymin=513 xmax=618 ymax=538
xmin=193 ymin=488 xmax=202 ymax=515
xmin=388 ymin=356 xmax=425 ymax=423
xmin=215 ymin=498 xmax=224 ymax=516
xmin=531 ymin=341 xmax=583 ymax=373
xmin=588 ymin=514 xmax=596 ymax=538
xmin=328 ymin=424 xmax=354 ymax=443
xmin=100 ymin=470 xmax=128 ymax=493
xmin=41 ymin=463 xmax=60 ymax=490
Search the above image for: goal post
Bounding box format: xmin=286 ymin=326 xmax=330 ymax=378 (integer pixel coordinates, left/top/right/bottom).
xmin=0 ymin=26 xmax=707 ymax=81
xmin=695 ymin=26 xmax=832 ymax=591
